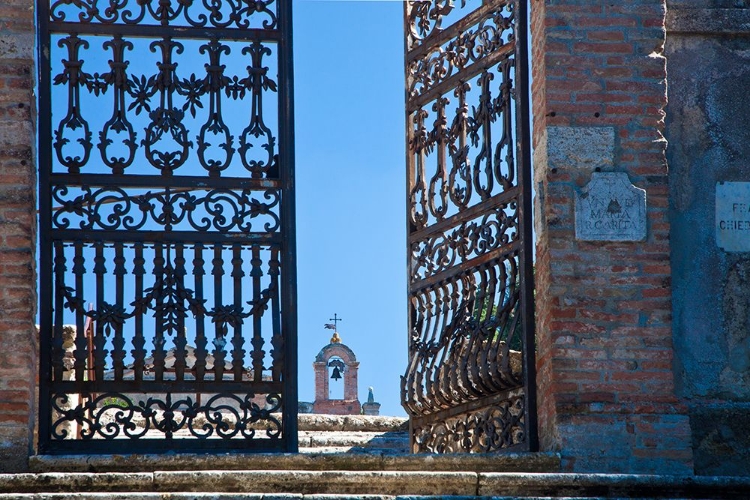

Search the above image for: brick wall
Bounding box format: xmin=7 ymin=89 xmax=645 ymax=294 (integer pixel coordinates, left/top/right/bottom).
xmin=0 ymin=0 xmax=37 ymax=473
xmin=530 ymin=0 xmax=694 ymax=473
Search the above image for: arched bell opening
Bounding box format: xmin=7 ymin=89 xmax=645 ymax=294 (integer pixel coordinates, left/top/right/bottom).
xmin=327 ymin=356 xmax=345 ymax=400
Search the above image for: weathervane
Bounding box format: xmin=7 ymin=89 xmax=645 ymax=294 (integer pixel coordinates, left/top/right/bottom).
xmin=323 ymin=313 xmax=342 ymax=343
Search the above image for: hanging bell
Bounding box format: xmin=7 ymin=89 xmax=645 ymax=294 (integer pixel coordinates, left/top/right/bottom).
xmin=331 ymin=366 xmax=342 ymax=380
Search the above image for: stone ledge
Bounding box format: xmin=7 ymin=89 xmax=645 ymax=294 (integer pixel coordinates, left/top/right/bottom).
xmin=667 ymin=8 xmax=750 ymax=35
xmin=0 ymin=496 xmax=463 ymax=500
xmin=29 ymin=452 xmax=561 ymax=474
xmin=0 ymin=496 xmax=393 ymax=500
xmin=480 ymin=473 xmax=750 ymax=498
xmin=0 ymin=471 xmax=477 ymax=496
xmin=300 ymin=431 xmax=408 ymax=450
xmin=2 ymin=471 xmax=750 ymax=498
xmin=0 ymin=473 xmax=153 ymax=494
xmin=155 ymin=471 xmax=477 ymax=496
xmin=297 ymin=415 xmax=407 ymax=433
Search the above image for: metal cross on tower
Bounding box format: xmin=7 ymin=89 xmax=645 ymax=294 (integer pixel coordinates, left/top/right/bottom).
xmin=324 ymin=313 xmax=342 ymax=332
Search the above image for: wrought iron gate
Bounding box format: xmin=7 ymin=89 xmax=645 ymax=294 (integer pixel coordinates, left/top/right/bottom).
xmin=37 ymin=0 xmax=297 ymax=454
xmin=402 ymin=0 xmax=537 ymax=452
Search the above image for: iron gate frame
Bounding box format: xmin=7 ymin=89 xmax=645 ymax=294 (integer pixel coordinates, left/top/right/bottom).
xmin=402 ymin=0 xmax=537 ymax=453
xmin=36 ymin=0 xmax=298 ymax=454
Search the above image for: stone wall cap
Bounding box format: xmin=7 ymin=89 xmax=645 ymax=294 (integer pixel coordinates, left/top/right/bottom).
xmin=29 ymin=451 xmax=561 ymax=474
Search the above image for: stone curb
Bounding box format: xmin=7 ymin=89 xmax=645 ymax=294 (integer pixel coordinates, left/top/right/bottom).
xmin=0 ymin=496 xmax=526 ymax=500
xmin=0 ymin=471 xmax=477 ymax=496
xmin=3 ymin=471 xmax=750 ymax=498
xmin=478 ymin=473 xmax=750 ymax=499
xmin=301 ymin=431 xmax=409 ymax=449
xmin=29 ymin=453 xmax=561 ymax=474
xmin=297 ymin=416 xmax=408 ymax=433
xmin=154 ymin=471 xmax=477 ymax=496
xmin=0 ymin=496 xmax=449 ymax=500
xmin=0 ymin=473 xmax=153 ymax=493
xmin=0 ymin=495 xmax=596 ymax=500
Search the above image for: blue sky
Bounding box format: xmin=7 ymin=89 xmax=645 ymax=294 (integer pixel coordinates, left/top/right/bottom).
xmin=294 ymin=1 xmax=408 ymax=415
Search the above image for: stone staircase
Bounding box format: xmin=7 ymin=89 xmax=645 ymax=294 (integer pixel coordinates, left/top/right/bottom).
xmin=4 ymin=415 xmax=749 ymax=499
xmin=297 ymin=414 xmax=410 ymax=455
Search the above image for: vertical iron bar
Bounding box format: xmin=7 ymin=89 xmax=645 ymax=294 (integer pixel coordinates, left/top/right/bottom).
xmin=231 ymin=243 xmax=244 ymax=381
xmin=278 ymin=0 xmax=298 ymax=452
xmin=93 ymin=242 xmax=106 ymax=382
xmin=37 ymin=0 xmax=53 ymax=452
xmin=403 ymin=0 xmax=417 ymax=450
xmin=113 ymin=242 xmax=126 ymax=380
xmin=153 ymin=242 xmax=165 ymax=382
xmin=73 ymin=241 xmax=87 ymax=383
xmin=174 ymin=243 xmax=187 ymax=382
xmin=193 ymin=243 xmax=207 ymax=382
xmin=212 ymin=243 xmax=225 ymax=381
xmin=514 ymin=0 xmax=539 ymax=452
xmin=52 ymin=242 xmax=66 ymax=382
xmin=269 ymin=247 xmax=282 ymax=382
xmin=250 ymin=244 xmax=263 ymax=382
xmin=132 ymin=243 xmax=146 ymax=383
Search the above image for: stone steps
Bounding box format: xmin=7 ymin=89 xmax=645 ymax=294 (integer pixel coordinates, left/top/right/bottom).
xmin=296 ymin=414 xmax=409 ymax=454
xmin=297 ymin=415 xmax=407 ymax=433
xmin=15 ymin=417 xmax=750 ymax=498
xmin=29 ymin=452 xmax=560 ymax=474
xmin=298 ymin=431 xmax=409 ymax=453
xmin=2 ymin=470 xmax=750 ymax=498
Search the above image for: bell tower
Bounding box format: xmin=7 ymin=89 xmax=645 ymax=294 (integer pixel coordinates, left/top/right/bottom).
xmin=312 ymin=317 xmax=361 ymax=415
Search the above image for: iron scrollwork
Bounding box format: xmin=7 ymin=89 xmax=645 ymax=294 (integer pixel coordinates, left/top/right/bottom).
xmin=53 ymin=34 xmax=95 ymax=173
xmin=51 ymin=392 xmax=282 ymax=441
xmin=407 ymin=0 xmax=462 ymax=48
xmin=52 ymin=186 xmax=281 ymax=233
xmin=50 ymin=0 xmax=278 ymax=29
xmin=196 ymin=39 xmax=234 ymax=175
xmin=403 ymin=0 xmax=534 ymax=453
xmin=99 ymin=36 xmax=137 ymax=174
xmin=409 ymin=58 xmax=517 ymax=231
xmin=412 ymin=394 xmax=525 ymax=453
xmin=39 ymin=0 xmax=296 ymax=453
xmin=410 ymin=205 xmax=519 ymax=281
xmin=50 ymin=33 xmax=279 ymax=178
xmin=407 ymin=8 xmax=515 ymax=101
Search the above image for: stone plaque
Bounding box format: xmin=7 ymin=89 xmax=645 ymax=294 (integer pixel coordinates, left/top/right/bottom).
xmin=575 ymin=172 xmax=647 ymax=241
xmin=716 ymin=182 xmax=750 ymax=252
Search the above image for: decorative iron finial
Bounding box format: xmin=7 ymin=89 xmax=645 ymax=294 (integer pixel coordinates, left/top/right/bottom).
xmin=323 ymin=313 xmax=342 ymax=343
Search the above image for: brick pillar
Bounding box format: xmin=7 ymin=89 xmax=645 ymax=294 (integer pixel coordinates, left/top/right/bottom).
xmin=313 ymin=360 xmax=328 ymax=402
xmin=0 ymin=0 xmax=37 ymax=473
xmin=531 ymin=0 xmax=693 ymax=473
xmin=343 ymin=360 xmax=358 ymax=401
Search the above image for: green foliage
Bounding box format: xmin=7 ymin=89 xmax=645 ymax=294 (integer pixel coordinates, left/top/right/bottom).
xmin=473 ymin=296 xmax=524 ymax=351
